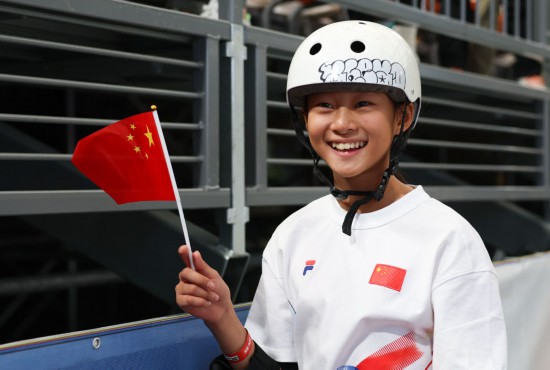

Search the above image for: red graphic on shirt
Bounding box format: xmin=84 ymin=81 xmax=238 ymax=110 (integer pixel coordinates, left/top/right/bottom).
xmin=369 ymin=264 xmax=407 ymax=292
xmin=356 ymin=331 xmax=422 ymax=370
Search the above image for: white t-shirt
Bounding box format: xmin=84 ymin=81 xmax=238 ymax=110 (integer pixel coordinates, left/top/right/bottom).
xmin=245 ymin=186 xmax=507 ymax=369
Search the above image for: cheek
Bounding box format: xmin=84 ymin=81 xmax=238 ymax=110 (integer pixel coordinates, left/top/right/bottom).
xmin=305 ymin=117 xmax=326 ymax=141
xmin=365 ymin=113 xmax=397 ymax=139
xmin=307 ymin=127 xmax=325 ymax=151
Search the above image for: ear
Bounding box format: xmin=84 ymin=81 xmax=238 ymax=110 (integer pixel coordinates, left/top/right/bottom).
xmin=394 ymin=103 xmax=414 ymax=135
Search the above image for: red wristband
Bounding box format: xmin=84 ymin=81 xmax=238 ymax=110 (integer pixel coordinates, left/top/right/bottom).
xmin=223 ymin=329 xmax=253 ymax=363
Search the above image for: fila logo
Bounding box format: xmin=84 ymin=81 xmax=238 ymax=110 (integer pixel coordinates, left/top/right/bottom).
xmin=302 ymin=260 xmax=316 ymax=276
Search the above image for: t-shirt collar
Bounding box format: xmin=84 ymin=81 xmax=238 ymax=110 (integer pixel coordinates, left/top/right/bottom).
xmin=328 ymin=185 xmax=430 ymax=229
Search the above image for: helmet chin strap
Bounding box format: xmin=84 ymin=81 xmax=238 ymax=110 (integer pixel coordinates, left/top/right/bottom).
xmin=291 ymin=105 xmax=410 ymax=236
xmin=314 ymin=152 xmax=398 ymax=236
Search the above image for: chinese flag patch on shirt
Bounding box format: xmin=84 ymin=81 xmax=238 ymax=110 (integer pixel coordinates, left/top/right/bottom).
xmin=369 ymin=264 xmax=407 ymax=292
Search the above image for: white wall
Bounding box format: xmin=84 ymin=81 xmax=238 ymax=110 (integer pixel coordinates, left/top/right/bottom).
xmin=496 ymin=252 xmax=550 ymax=370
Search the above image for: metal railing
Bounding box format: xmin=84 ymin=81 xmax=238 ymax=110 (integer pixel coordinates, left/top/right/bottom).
xmin=0 ymin=0 xmax=230 ymax=215
xmin=243 ymin=0 xmax=550 ymax=210
xmin=0 ymin=0 xmax=548 ymax=242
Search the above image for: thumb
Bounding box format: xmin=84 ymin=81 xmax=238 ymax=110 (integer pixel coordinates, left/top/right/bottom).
xmin=178 ymin=246 xmax=219 ymax=279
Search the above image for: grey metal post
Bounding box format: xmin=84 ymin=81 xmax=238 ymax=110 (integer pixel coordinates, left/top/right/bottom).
xmin=526 ymin=0 xmax=533 ymax=40
xmin=194 ymin=36 xmax=221 ymax=190
xmin=533 ymin=0 xmax=548 ymax=43
xmin=245 ymin=44 xmax=269 ymax=190
xmin=536 ymin=0 xmax=550 ymax=100
xmin=223 ymin=0 xmax=249 ymax=256
xmin=543 ymin=98 xmax=550 ymax=220
xmin=514 ymin=0 xmax=520 ymax=37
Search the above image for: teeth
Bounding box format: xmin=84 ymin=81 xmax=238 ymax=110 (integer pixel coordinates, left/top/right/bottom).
xmin=332 ymin=142 xmax=366 ymax=150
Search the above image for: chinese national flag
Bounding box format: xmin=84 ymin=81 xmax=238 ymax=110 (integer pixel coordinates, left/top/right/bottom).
xmin=71 ymin=111 xmax=176 ymax=204
xmin=369 ymin=264 xmax=407 ymax=292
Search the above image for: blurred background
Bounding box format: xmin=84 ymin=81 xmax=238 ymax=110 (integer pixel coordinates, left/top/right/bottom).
xmin=0 ymin=1 xmax=549 ymax=366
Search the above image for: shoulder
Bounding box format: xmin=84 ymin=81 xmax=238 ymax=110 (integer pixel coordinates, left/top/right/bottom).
xmin=395 ymin=187 xmax=493 ymax=278
xmin=412 ymin=194 xmax=482 ymax=241
xmin=391 ymin=187 xmax=480 ymax=243
xmin=272 ymin=195 xmax=334 ymax=238
xmin=261 ymin=195 xmax=334 ymax=266
xmin=416 ymin=196 xmax=495 ymax=283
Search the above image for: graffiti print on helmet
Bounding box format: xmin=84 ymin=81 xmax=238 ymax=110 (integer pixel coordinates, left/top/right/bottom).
xmin=319 ymin=58 xmax=406 ymax=90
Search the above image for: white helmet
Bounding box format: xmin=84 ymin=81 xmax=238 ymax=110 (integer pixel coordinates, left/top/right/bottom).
xmin=286 ymin=21 xmax=422 ymax=236
xmin=286 ymin=20 xmax=421 ymax=129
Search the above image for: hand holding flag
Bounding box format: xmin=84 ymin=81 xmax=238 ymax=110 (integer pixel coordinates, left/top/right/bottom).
xmin=72 ymin=108 xmax=195 ymax=269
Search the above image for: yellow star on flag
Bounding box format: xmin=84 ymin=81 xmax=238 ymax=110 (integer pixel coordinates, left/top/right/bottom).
xmin=133 ymin=146 xmax=141 ymax=153
xmin=130 ymin=123 xmax=136 ymax=130
xmin=144 ymin=125 xmax=155 ymax=147
xmin=127 ymin=134 xmax=134 ymax=141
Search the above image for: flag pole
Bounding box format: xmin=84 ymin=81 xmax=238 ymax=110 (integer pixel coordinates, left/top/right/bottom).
xmin=151 ymin=105 xmax=195 ymax=270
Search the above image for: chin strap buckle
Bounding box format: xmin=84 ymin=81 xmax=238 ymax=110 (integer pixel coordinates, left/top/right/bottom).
xmin=330 ymin=188 xmax=348 ymax=200
xmin=374 ymin=160 xmax=399 ymax=201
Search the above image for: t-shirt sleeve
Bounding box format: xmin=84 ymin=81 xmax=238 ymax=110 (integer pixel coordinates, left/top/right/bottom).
xmin=431 ymin=222 xmax=508 ymax=370
xmin=245 ymin=253 xmax=297 ymax=362
xmin=432 ymin=271 xmax=507 ymax=369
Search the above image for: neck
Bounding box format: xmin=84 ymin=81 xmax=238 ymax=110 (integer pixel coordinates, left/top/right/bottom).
xmin=335 ymin=176 xmax=412 ymax=213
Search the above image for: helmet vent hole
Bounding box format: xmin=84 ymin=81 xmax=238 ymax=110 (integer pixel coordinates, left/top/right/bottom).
xmin=350 ymin=41 xmax=365 ymax=53
xmin=309 ymin=43 xmax=322 ymax=55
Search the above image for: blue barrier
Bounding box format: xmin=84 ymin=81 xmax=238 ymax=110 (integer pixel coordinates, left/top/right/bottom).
xmin=0 ymin=304 xmax=250 ymax=369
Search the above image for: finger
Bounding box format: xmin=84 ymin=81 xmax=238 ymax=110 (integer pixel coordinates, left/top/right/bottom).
xmin=177 ymin=264 xmax=220 ymax=302
xmin=178 ymin=244 xmax=195 ymax=270
xmin=175 ymin=291 xmax=214 ymax=308
xmin=178 ymin=246 xmax=220 ymax=281
xmin=178 ymin=245 xmax=196 ymax=268
xmin=175 ymin=280 xmax=219 ymax=303
xmin=178 ymin=265 xmax=210 ymax=288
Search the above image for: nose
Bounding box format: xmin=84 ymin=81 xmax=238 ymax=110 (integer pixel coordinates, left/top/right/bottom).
xmin=332 ymin=107 xmax=357 ymax=134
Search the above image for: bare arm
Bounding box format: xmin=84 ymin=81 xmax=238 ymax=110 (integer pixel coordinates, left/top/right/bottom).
xmin=175 ymin=245 xmax=254 ymax=369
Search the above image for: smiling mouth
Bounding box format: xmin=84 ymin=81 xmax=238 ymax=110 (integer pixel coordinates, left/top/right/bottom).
xmin=331 ymin=141 xmax=367 ymax=151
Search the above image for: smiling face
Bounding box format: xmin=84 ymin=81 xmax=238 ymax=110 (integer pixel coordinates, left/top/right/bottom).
xmin=305 ymin=91 xmax=412 ymax=190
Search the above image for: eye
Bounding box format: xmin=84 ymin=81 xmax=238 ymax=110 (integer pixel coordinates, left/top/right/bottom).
xmin=311 ymin=102 xmax=333 ymax=109
xmin=356 ymin=101 xmax=370 ymax=108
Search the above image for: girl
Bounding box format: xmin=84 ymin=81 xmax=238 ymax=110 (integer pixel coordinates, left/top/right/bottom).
xmin=176 ymin=20 xmax=507 ymax=369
